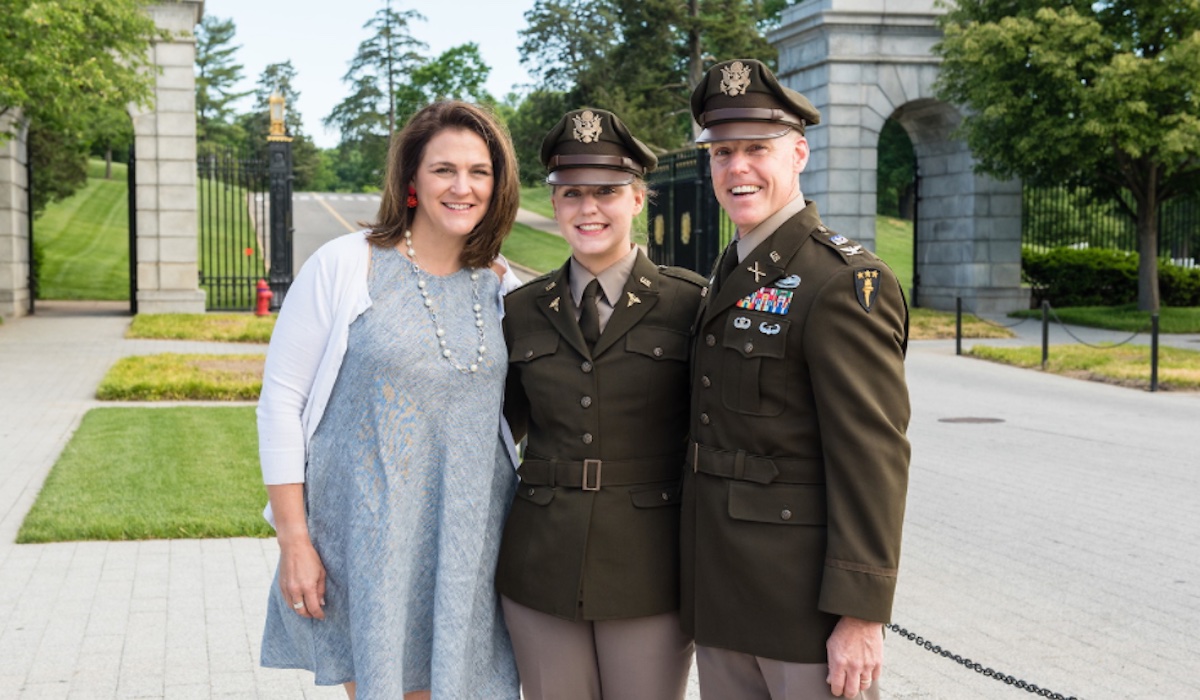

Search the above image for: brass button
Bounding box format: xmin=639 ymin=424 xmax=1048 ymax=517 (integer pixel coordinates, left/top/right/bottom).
xmin=700 ymin=413 xmax=710 ymax=425
xmin=581 ymin=361 xmax=593 ymax=373
xmin=524 ymin=349 xmax=534 ymax=359
xmin=653 ymin=347 xmax=664 ymax=357
xmin=527 ymin=488 xmax=535 ymax=496
xmin=580 ymin=396 xmax=592 ymax=408
xmin=705 ymin=334 xmax=716 ymax=347
xmin=661 ymin=492 xmax=670 ymax=501
xmin=781 ymin=509 xmax=793 ymax=521
xmin=744 ymin=342 xmax=754 ymax=353
xmin=582 ymin=433 xmax=593 ymax=444
xmin=701 ymin=375 xmax=711 ymax=388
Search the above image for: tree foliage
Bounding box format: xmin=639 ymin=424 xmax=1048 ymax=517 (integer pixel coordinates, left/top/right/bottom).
xmin=195 ymin=15 xmax=250 ymax=147
xmin=935 ymin=0 xmax=1200 ymax=311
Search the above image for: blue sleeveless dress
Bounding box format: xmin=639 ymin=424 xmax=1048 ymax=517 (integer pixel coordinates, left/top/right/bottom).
xmin=261 ymin=244 xmax=519 ymax=699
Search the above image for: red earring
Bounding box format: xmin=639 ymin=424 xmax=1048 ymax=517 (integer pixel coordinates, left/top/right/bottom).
xmin=407 ymin=186 xmax=418 ymax=208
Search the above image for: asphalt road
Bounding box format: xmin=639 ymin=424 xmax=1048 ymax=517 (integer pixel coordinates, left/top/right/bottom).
xmin=291 ymin=192 xmax=383 ymax=276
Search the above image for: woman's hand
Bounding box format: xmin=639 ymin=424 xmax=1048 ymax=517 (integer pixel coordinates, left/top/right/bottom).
xmin=277 ymin=534 xmax=327 ymax=620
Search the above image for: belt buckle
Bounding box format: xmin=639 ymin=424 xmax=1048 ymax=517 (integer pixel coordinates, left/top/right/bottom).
xmin=582 ymin=459 xmax=602 ymax=491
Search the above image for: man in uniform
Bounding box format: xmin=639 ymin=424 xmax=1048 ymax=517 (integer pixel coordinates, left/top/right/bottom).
xmin=681 ymin=58 xmax=911 ymax=700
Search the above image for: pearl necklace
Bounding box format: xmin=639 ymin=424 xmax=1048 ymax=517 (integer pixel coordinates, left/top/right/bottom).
xmin=403 ymin=230 xmax=487 ymax=374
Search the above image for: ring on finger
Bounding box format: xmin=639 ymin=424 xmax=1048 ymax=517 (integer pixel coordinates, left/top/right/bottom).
xmin=292 ymin=601 xmax=305 ymax=610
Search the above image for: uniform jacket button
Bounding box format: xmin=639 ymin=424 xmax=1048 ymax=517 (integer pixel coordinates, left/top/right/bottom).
xmin=661 ymin=492 xmax=670 ymax=501
xmin=705 ymin=334 xmax=716 ymax=347
xmin=781 ymin=509 xmax=793 ymax=521
xmin=582 ymin=433 xmax=593 ymax=444
xmin=524 ymin=349 xmax=534 ymax=359
xmin=700 ymin=413 xmax=710 ymax=425
xmin=701 ymin=375 xmax=711 ymax=388
xmin=528 ymin=488 xmax=536 ymax=496
xmin=580 ymin=396 xmax=592 ymax=408
xmin=744 ymin=342 xmax=754 ymax=353
xmin=580 ymin=361 xmax=593 ymax=373
xmin=653 ymin=347 xmax=664 ymax=357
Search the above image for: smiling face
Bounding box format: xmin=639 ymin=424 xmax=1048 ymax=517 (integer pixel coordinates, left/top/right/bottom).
xmin=409 ymin=127 xmax=495 ymax=241
xmin=708 ymin=131 xmax=809 ymax=234
xmin=551 ymin=175 xmax=645 ymax=274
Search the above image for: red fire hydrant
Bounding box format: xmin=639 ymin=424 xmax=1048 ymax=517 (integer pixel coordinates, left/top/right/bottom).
xmin=255 ymin=279 xmax=273 ymax=316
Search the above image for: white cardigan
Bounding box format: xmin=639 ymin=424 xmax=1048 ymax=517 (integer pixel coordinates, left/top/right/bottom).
xmin=257 ymin=230 xmax=523 ymax=523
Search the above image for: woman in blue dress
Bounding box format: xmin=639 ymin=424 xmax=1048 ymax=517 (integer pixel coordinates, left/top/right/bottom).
xmin=257 ymin=100 xmax=523 ymax=699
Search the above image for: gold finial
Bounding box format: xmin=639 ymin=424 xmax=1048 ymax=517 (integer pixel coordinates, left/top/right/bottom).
xmin=267 ymin=90 xmax=292 ymax=142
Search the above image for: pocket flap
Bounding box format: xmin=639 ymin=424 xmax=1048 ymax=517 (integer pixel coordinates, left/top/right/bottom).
xmin=626 ymin=327 xmax=689 ymax=361
xmin=630 ymin=483 xmax=682 ymax=508
xmin=723 ymin=314 xmax=789 ymax=359
xmin=509 ymin=331 xmax=560 ymax=363
xmin=727 ymin=481 xmax=824 ymax=525
xmin=515 ymin=484 xmax=555 ymax=506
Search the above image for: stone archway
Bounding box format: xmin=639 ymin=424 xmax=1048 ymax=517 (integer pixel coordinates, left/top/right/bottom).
xmin=770 ymin=0 xmax=1028 ymax=313
xmin=0 ymin=0 xmax=206 ymax=320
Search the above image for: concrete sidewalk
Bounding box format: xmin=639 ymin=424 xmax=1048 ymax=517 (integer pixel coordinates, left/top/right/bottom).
xmin=1 ymin=301 xmax=1197 ymax=698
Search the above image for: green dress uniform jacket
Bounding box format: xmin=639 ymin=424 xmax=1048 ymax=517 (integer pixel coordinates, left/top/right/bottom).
xmin=681 ymin=202 xmax=911 ymax=664
xmin=497 ymin=250 xmax=705 ymax=622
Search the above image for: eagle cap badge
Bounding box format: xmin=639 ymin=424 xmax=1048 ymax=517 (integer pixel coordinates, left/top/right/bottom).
xmin=720 ymin=61 xmax=752 ymax=97
xmin=573 ymin=110 xmax=603 ymax=143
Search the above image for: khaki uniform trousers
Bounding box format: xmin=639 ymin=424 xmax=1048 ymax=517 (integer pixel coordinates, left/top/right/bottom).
xmin=697 ymin=645 xmax=880 ymax=700
xmin=501 ymin=596 xmax=694 ymax=700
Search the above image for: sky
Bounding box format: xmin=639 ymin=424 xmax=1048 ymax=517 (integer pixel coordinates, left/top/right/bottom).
xmin=201 ymin=0 xmax=537 ymax=149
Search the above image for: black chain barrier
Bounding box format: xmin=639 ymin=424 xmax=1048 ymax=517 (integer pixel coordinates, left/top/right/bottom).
xmin=887 ymin=624 xmax=1080 ymax=700
xmin=957 ymin=300 xmax=1031 ymax=329
xmin=1043 ymin=304 xmax=1149 ymax=349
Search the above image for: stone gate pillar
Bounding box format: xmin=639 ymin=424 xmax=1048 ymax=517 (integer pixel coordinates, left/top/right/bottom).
xmin=0 ymin=113 xmax=29 ymax=320
xmin=769 ymin=0 xmax=1028 ymax=313
xmin=131 ymin=0 xmax=206 ymax=314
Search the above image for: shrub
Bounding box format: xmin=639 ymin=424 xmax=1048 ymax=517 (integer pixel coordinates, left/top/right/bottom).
xmin=1023 ymin=247 xmax=1200 ymax=307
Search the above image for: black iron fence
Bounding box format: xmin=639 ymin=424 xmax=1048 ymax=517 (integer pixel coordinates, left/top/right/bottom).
xmin=196 ymin=144 xmax=293 ymax=311
xmin=1022 ymin=185 xmax=1199 ymax=266
xmin=646 ymin=148 xmax=734 ymax=277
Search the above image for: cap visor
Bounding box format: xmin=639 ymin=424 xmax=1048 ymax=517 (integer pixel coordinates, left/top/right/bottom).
xmin=546 ymin=167 xmax=635 ymax=186
xmin=696 ymin=122 xmax=795 ymax=144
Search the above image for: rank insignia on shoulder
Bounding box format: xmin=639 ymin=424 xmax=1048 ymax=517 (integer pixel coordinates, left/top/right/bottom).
xmin=775 ymin=274 xmax=801 ymax=289
xmin=549 ymin=297 xmax=561 ymax=312
xmin=830 ymin=234 xmax=848 ymax=245
xmin=737 ymin=287 xmax=793 ymax=315
xmin=855 ymin=269 xmax=881 ymax=313
xmin=840 ymin=244 xmax=864 ymax=256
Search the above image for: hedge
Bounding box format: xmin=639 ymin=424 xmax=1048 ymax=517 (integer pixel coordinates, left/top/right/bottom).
xmin=1022 ymin=247 xmax=1200 ymax=307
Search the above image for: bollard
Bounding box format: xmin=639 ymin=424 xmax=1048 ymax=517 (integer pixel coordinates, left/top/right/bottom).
xmin=1041 ymin=301 xmax=1050 ymax=370
xmin=1150 ymin=313 xmax=1159 ymax=392
xmin=956 ymin=297 xmax=962 ymax=356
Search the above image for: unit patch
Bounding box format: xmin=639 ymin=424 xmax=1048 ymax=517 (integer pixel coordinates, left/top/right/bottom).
xmin=737 ymin=287 xmax=793 ymax=315
xmin=855 ymin=269 xmax=881 ymax=313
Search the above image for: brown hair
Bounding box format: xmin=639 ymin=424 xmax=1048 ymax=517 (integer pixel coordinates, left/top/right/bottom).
xmin=368 ymin=100 xmax=520 ymax=269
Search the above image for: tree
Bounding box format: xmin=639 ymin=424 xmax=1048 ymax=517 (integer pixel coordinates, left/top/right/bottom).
xmin=506 ymin=89 xmax=572 ymax=185
xmin=936 ymin=0 xmax=1200 ymax=311
xmin=235 ymin=61 xmax=323 ymax=190
xmin=195 ymin=15 xmax=250 ymax=147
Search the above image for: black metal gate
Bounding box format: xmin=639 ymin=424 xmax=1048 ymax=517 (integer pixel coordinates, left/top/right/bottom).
xmin=196 ymin=144 xmax=293 ymax=311
xmin=646 ymin=148 xmax=734 ymax=278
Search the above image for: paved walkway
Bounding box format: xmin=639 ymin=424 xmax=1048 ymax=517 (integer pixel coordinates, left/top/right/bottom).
xmin=1 ymin=301 xmax=1197 ymax=698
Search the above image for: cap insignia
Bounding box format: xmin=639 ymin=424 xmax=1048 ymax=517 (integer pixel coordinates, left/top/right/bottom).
xmin=856 ymin=269 xmax=881 ymax=313
xmin=572 ymin=110 xmax=603 ymax=143
xmin=720 ymin=61 xmax=752 ymax=97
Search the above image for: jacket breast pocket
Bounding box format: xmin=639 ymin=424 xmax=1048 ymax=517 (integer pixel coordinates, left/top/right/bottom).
xmin=515 ymin=484 xmax=556 ymax=506
xmin=509 ymin=330 xmax=560 ymax=364
xmin=727 ymin=481 xmax=825 ymax=526
xmin=625 ymin=327 xmax=689 ymax=362
xmin=720 ymin=312 xmax=790 ymax=416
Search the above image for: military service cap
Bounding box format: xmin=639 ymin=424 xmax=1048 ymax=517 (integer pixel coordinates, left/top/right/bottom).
xmin=540 ymin=108 xmax=657 ymax=186
xmin=690 ymin=58 xmax=821 ymax=143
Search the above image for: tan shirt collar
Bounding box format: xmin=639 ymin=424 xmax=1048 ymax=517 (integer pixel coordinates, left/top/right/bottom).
xmin=569 ymin=246 xmax=638 ymax=328
xmin=735 ymin=194 xmax=807 ymax=262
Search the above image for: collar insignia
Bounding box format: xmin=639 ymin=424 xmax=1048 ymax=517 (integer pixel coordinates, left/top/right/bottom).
xmin=572 ymin=110 xmax=603 ymax=143
xmin=855 ymin=269 xmax=880 ymax=313
xmin=544 ymin=280 xmax=557 ymax=291
xmin=639 ymin=276 xmax=652 ymax=288
xmin=549 ymin=297 xmax=560 ymax=312
xmin=720 ymin=61 xmax=752 ymax=97
xmin=748 ymin=261 xmax=766 ymax=283
xmin=626 ymin=291 xmax=642 ymax=307
xmin=769 ymin=250 xmax=781 ymax=263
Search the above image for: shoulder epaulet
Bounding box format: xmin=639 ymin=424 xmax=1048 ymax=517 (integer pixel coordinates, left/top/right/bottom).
xmin=657 ymin=265 xmax=707 ymax=287
xmin=811 ymin=223 xmax=877 ymax=266
xmin=512 ymin=270 xmax=556 ymax=294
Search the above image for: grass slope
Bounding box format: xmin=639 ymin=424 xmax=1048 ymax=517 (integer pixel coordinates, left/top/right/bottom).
xmin=35 ymin=161 xmax=129 ymax=300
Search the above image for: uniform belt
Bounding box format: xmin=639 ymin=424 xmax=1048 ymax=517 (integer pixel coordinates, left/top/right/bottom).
xmin=518 ymin=456 xmax=682 ymax=491
xmin=687 ymin=440 xmax=821 ymax=485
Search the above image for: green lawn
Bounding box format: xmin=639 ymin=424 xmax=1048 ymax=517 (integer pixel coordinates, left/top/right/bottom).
xmin=34 ymin=160 xmax=129 ymax=300
xmin=519 ymin=184 xmax=554 ymax=219
xmin=197 ymin=176 xmax=268 ymax=310
xmin=502 ymin=221 xmax=570 ymax=273
xmin=17 ymin=406 xmax=272 ymax=542
xmin=1010 ymin=304 xmax=1200 ymax=334
xmin=875 ymin=214 xmax=913 ymax=295
xmin=969 ymin=344 xmax=1200 ymax=391
xmin=97 ymin=353 xmax=265 ymax=401
xmin=127 ymin=312 xmax=275 ymax=343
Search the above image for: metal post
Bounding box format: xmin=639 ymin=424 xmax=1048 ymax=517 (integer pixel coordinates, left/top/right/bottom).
xmin=1041 ymin=300 xmax=1050 ymax=370
xmin=267 ymin=139 xmax=293 ymax=310
xmin=128 ymin=146 xmax=138 ymax=315
xmin=1150 ymin=313 xmax=1159 ymax=392
xmin=955 ymin=297 xmax=962 ymax=356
